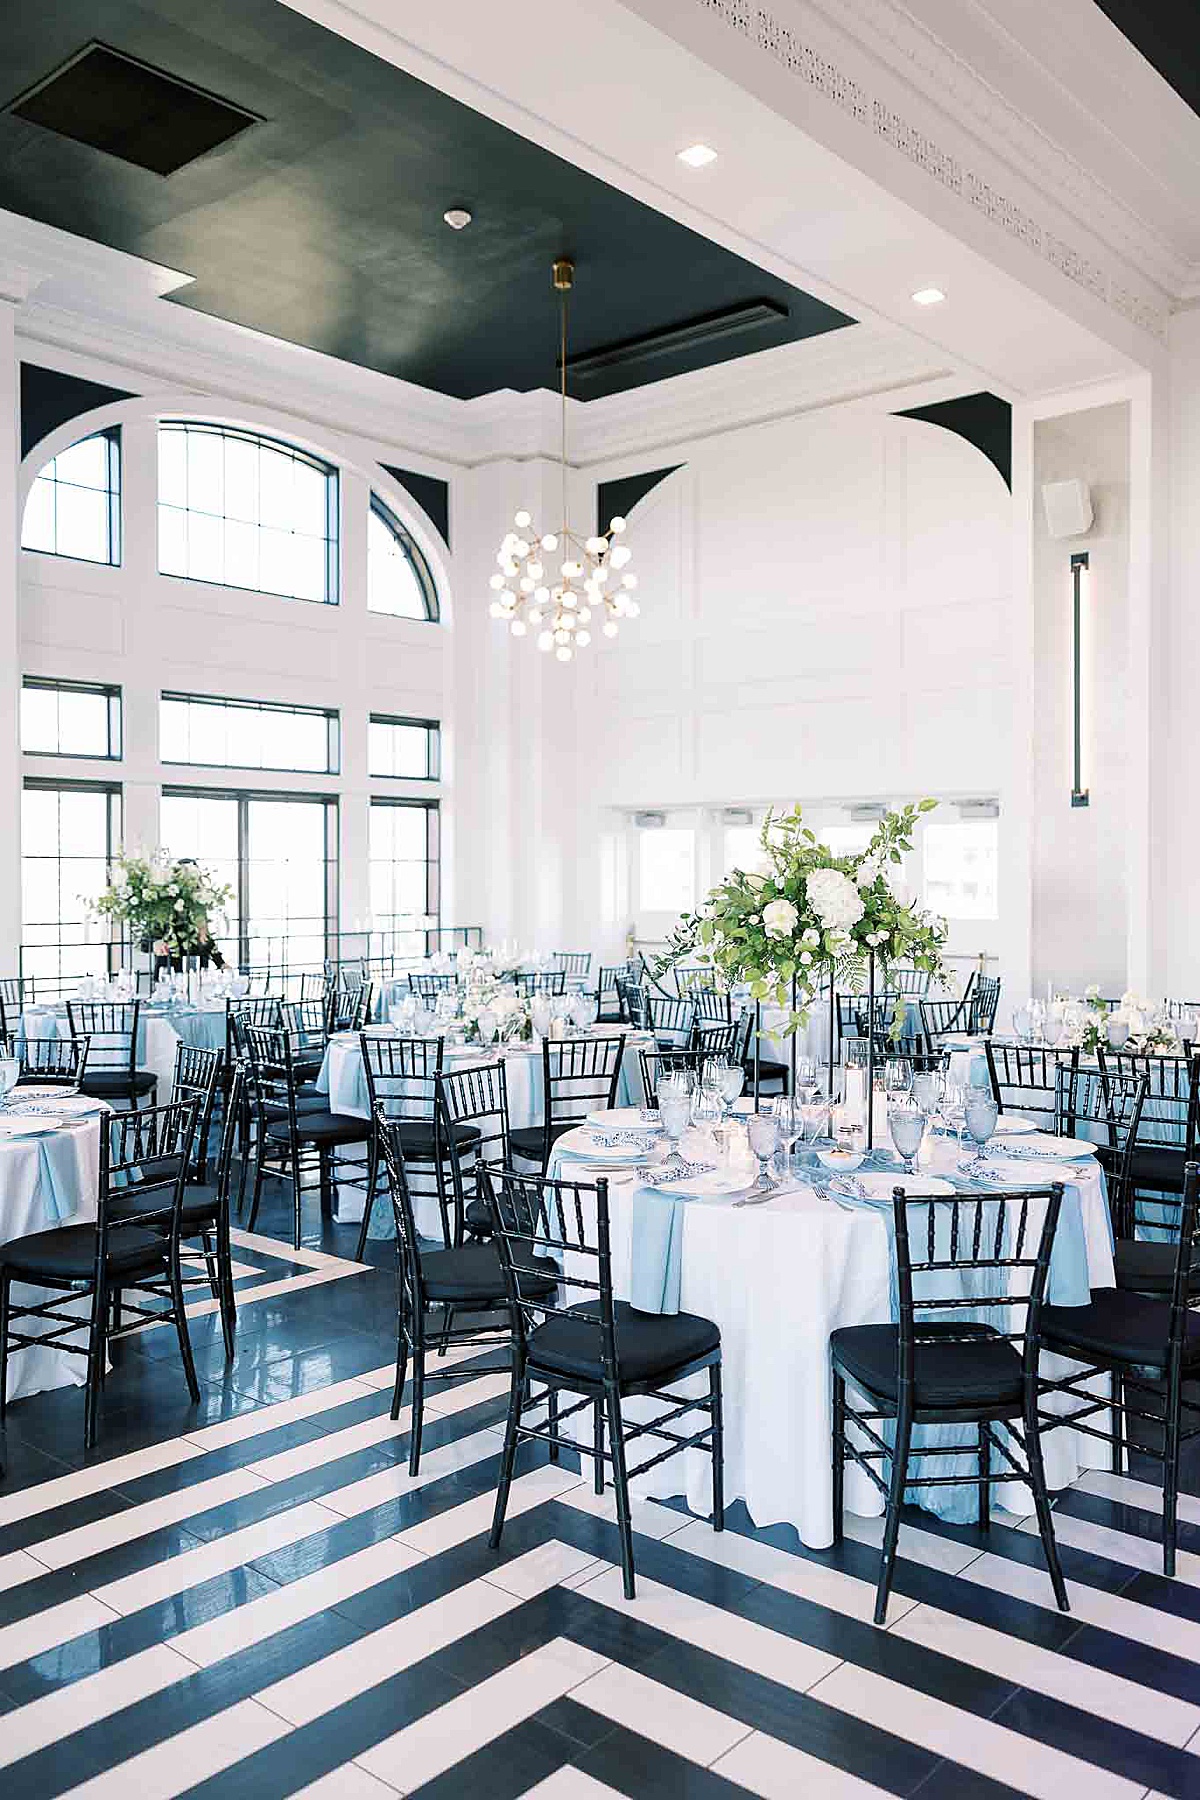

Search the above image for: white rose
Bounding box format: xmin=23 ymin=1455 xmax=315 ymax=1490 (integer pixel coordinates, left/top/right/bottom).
xmin=802 ymin=928 xmax=820 ymax=947
xmin=806 ymin=868 xmax=865 ymax=933
xmin=799 ymin=951 xmax=813 ymax=966
xmin=855 ymin=855 xmax=880 ymax=891
xmin=762 ymin=898 xmax=798 ymax=939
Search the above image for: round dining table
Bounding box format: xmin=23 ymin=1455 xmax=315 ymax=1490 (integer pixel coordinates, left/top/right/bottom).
xmin=0 ymin=1098 xmax=109 ymax=1401
xmin=547 ymin=1117 xmax=1114 ymax=1549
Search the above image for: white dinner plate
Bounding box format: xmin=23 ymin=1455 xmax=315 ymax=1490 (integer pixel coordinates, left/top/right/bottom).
xmin=843 ymin=1172 xmax=957 ymax=1200
xmin=10 ymin=1094 xmax=105 ymax=1116
xmin=0 ymin=1118 xmax=61 ymax=1138
xmin=993 ymin=1113 xmax=1039 ymax=1136
xmin=640 ymin=1168 xmax=749 ymax=1200
xmin=557 ymin=1128 xmax=657 ymax=1164
xmin=587 ymin=1106 xmax=661 ymax=1131
xmin=1004 ymin=1133 xmax=1096 ymax=1162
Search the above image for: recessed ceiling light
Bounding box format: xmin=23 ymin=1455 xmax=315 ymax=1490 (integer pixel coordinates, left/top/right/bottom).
xmin=677 ymin=143 xmax=718 ymax=168
xmin=443 ymin=207 xmax=472 ymax=230
xmin=911 ymin=286 xmax=946 ymax=306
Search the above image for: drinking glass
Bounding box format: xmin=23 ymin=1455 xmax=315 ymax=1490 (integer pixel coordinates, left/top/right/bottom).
xmin=717 ymin=1062 xmax=745 ymax=1113
xmin=658 ymin=1067 xmax=696 ymax=1099
xmin=962 ymin=1092 xmax=999 ymax=1174
xmin=1106 ymin=1015 xmax=1130 ymax=1049
xmin=941 ymin=1078 xmax=967 ymax=1149
xmin=745 ymin=1111 xmax=780 ymax=1195
xmin=477 ymin=1008 xmax=497 ymax=1046
xmin=569 ymin=993 xmax=595 ymax=1031
xmin=530 ymin=997 xmax=552 ymax=1038
xmin=773 ymin=1096 xmax=802 ymax=1174
xmin=888 ymin=1100 xmax=927 ymax=1175
xmin=883 ymin=1057 xmax=913 ymax=1099
xmin=793 ymin=1055 xmax=819 ymax=1103
xmin=1042 ymin=1011 xmax=1064 ymax=1049
xmin=911 ymin=1067 xmax=944 ymax=1117
xmin=658 ymin=1091 xmax=691 ymax=1169
xmin=0 ymin=1048 xmax=18 ymax=1109
xmin=1012 ymin=1003 xmax=1033 ymax=1045
xmin=799 ymin=1096 xmax=830 ymax=1148
xmin=690 ymin=1079 xmax=722 ymax=1141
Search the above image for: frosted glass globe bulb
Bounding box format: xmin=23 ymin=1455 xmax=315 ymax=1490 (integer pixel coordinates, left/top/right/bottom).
xmin=537 ymin=631 xmax=554 ymax=652
xmin=576 ymin=629 xmax=591 ymax=647
xmin=609 ymin=516 xmax=627 ymax=533
xmin=603 ymin=620 xmax=619 ymax=638
xmin=510 ymin=619 xmax=527 ymax=636
xmin=555 ymin=645 xmax=573 ymax=662
xmin=514 ymin=510 xmax=532 ymax=529
xmin=541 ymin=533 xmax=558 ymax=551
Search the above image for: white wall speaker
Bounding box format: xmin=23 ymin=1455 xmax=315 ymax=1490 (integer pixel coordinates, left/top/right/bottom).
xmin=1042 ymin=478 xmax=1093 ymax=539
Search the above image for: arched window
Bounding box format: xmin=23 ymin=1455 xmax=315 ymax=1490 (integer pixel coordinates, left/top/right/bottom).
xmin=157 ymin=421 xmax=338 ymax=604
xmin=368 ymin=494 xmax=439 ymax=621
xmin=21 ymin=428 xmax=121 ymax=566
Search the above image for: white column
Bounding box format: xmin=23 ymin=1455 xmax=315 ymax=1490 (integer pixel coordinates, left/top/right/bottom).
xmin=0 ymin=297 xmax=22 ymax=969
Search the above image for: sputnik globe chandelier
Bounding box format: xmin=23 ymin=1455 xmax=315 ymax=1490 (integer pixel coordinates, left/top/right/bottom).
xmin=488 ymin=258 xmax=639 ymax=662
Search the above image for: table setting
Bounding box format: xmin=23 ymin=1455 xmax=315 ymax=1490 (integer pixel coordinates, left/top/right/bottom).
xmin=16 ymin=983 xmax=229 ymax=1101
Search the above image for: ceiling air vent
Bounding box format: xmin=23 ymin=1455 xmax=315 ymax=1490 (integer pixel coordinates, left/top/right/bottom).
xmin=848 ymin=803 xmax=888 ymax=824
xmin=720 ymin=808 xmax=754 ymax=827
xmin=633 ymin=811 xmax=667 ymax=830
xmin=7 ymin=42 xmax=261 ymax=176
xmin=957 ymin=798 xmax=1000 ymax=820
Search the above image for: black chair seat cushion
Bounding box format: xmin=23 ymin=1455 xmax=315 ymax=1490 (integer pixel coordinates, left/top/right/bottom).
xmin=79 ymin=1069 xmax=158 ymax=1099
xmin=0 ymin=1223 xmax=166 ymax=1281
xmin=1040 ymin=1287 xmax=1200 ymax=1370
xmin=509 ymin=1121 xmax=575 ymax=1163
xmin=464 ymin=1197 xmax=492 ymax=1236
xmin=265 ymin=1110 xmax=370 ymax=1147
xmin=529 ymin=1299 xmax=720 ymax=1386
xmin=264 ymin=1093 xmax=329 ymax=1119
xmin=1113 ymin=1237 xmax=1200 ymax=1295
xmin=389 ymin=1119 xmax=482 ymax=1162
xmin=831 ymin=1321 xmax=1024 ymax=1410
xmin=420 ymin=1242 xmax=557 ymax=1303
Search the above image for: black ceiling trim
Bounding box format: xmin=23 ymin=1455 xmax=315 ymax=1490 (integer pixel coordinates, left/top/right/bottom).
xmin=597 ymin=466 xmax=683 ymax=537
xmin=8 ymin=42 xmax=262 ymax=176
xmin=381 ymin=464 xmax=450 ymax=549
xmin=896 ymin=391 xmax=1012 ymax=489
xmin=1091 ymin=3 xmax=1200 ymax=122
xmin=21 ymin=362 xmax=136 ymax=460
xmin=565 ymin=300 xmax=788 ymax=390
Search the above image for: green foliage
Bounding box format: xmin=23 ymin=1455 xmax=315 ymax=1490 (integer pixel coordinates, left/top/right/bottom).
xmin=93 ymin=851 xmax=233 ymax=959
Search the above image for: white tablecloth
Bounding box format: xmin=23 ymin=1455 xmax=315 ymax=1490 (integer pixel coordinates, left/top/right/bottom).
xmin=549 ymin=1128 xmax=1114 ymax=1548
xmin=0 ymin=1113 xmax=104 ymax=1401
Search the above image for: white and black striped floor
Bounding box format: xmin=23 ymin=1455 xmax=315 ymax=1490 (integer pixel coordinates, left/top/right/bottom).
xmin=0 ymin=1212 xmax=1198 ymax=1799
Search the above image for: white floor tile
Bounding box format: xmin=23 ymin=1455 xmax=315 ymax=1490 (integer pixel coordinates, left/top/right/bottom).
xmin=395 ymin=1462 xmax=581 ymax=1558
xmin=256 ymin=1576 xmax=521 ymax=1726
xmin=355 ymin=1637 xmax=608 ymax=1791
xmin=558 ymin=1485 xmax=696 ymax=1542
xmin=806 ymin=1660 xmax=1147 ymax=1800
xmin=171 ymin=1538 xmax=423 ymax=1667
xmin=576 ymin=1564 xmax=840 ymax=1693
xmin=568 ymin=1660 xmax=751 ymax=1765
xmin=0 ymin=1643 xmax=198 ymax=1770
xmin=0 ymin=1547 xmax=52 ymax=1593
xmin=1078 ymin=1469 xmax=1198 ymax=1524
xmin=893 ymin=1600 xmax=1200 ymax=1746
xmin=484 ymin=1538 xmax=602 ymax=1599
xmin=244 ymin=1408 xmax=414 ymax=1483
xmin=1018 ymin=1509 xmax=1200 ymax=1584
xmin=840 ymin=1509 xmax=984 ymax=1576
xmin=230 ymin=1230 xmax=363 ymax=1272
xmin=54 ymin=1695 xmax=290 ymax=1798
xmin=316 ymin=1425 xmax=503 ymax=1519
xmin=668 ymin=1517 xmax=920 ymax=1625
xmin=0 ymin=1440 xmax=203 ymax=1529
xmin=29 ymin=1469 xmax=270 ymax=1570
xmin=421 ymin=1370 xmax=512 ymax=1417
xmin=94 ymin=1500 xmax=346 ymax=1616
xmin=712 ymin=1729 xmax=897 ymax=1799
xmin=290 ymin=1764 xmax=401 ymax=1798
xmin=960 ymin=1549 xmax=1200 ymax=1665
xmin=0 ymin=1592 xmax=122 ymax=1673
xmin=182 ymin=1374 xmax=387 ymax=1451
xmin=517 ymin=1770 xmax=625 ymax=1799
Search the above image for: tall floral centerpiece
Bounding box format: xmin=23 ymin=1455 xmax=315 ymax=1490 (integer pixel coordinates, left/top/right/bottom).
xmin=93 ymin=851 xmax=233 ymax=974
xmin=655 ymin=801 xmax=951 ymax=1128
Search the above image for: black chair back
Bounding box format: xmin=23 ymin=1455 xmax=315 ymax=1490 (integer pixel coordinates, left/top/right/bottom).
xmin=892 ymin=967 xmax=932 ymax=999
xmin=986 ymin=1044 xmax=1078 ymax=1134
xmin=516 ymin=970 xmax=567 ymax=998
xmin=482 ymin=1162 xmax=615 ymax=1366
xmin=376 ymin=1111 xmax=428 ymax=1330
xmin=640 ymin=1046 xmax=707 ymax=1103
xmin=284 ymin=997 xmax=328 ymax=1063
xmin=361 ymin=1033 xmax=444 ymax=1122
xmin=535 ymin=1036 xmax=625 ymax=1165
xmin=892 ymin=1183 xmax=1065 ymax=1392
xmin=646 ymin=993 xmax=695 ymax=1048
xmin=171 ymin=1043 xmax=223 ymax=1176
xmin=553 ymin=952 xmax=592 ymax=978
xmin=691 ymin=988 xmax=734 ymax=1025
xmin=1098 ymin=1048 xmax=1200 ymax=1158
xmin=434 ymin=1061 xmax=512 ymax=1245
xmin=326 ymin=980 xmax=373 ymax=1034
xmin=227 ymin=995 xmax=283 ymax=1064
xmin=1094 ymin=1068 xmax=1149 ymax=1235
xmin=409 ymin=972 xmax=457 ymax=1000
xmin=101 ymin=1098 xmax=200 ymax=1232
xmin=691 ymin=1019 xmax=739 ymax=1061
xmin=970 ymin=975 xmax=1002 ymax=1035
xmin=596 ymin=964 xmax=627 ymax=1021
xmin=66 ymin=1001 xmax=140 ymax=1085
xmin=17 ymin=1034 xmax=87 ymax=1088
xmin=244 ymin=1025 xmax=301 ymax=1140
xmin=919 ymin=994 xmax=972 ymax=1053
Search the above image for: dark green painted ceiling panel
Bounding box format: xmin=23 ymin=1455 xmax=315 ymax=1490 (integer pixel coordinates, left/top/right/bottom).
xmin=597 ymin=467 xmax=683 ymax=536
xmin=0 ymin=2 xmax=853 ymax=400
xmin=21 ymin=361 xmax=136 ymax=458
xmin=896 ymin=392 xmax=1012 ymax=489
xmin=381 ymin=464 xmax=449 ymax=548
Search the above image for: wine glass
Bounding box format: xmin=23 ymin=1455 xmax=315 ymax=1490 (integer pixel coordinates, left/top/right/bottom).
xmin=961 ymin=1092 xmax=999 ymax=1175
xmin=1012 ymin=1003 xmax=1033 ymax=1045
xmin=717 ymin=1061 xmax=746 ymax=1113
xmin=911 ymin=1066 xmax=944 ymax=1118
xmin=745 ymin=1110 xmax=780 ymax=1195
xmin=941 ymin=1078 xmax=967 ymax=1151
xmin=884 ymin=1057 xmax=913 ymax=1099
xmin=888 ymin=1099 xmax=927 ymax=1175
xmin=794 ymin=1055 xmax=819 ymax=1103
xmin=773 ymin=1096 xmax=801 ymax=1176
xmin=658 ymin=1091 xmax=691 ymax=1170
xmin=477 ymin=1007 xmax=497 ymax=1046
xmin=0 ymin=1046 xmax=18 ymax=1110
xmin=1042 ymin=1011 xmax=1064 ymax=1049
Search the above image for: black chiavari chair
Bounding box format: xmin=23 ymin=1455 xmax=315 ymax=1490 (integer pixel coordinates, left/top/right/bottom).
xmin=170 ymin=1042 xmax=222 ymax=1185
xmin=734 ymin=1009 xmax=789 ymax=1096
xmin=645 ymin=993 xmax=695 ymax=1050
xmin=891 ymin=967 xmax=932 ymax=999
xmin=243 ymin=1026 xmax=373 ymax=1250
xmin=510 ymin=1036 xmax=626 ymax=1173
xmin=596 ymin=964 xmax=627 ymax=1025
xmin=284 ymin=997 xmax=329 ymax=1082
xmin=985 ymin=1043 xmax=1078 ymax=1135
xmin=620 ymin=980 xmax=648 ymax=1030
xmin=515 ymin=970 xmax=567 ymax=998
xmin=918 ymin=994 xmax=973 ymax=1056
xmin=376 ymin=1117 xmax=557 ymax=1476
xmin=358 ymin=1034 xmax=463 ymax=1263
xmin=15 ymin=1034 xmax=88 ymax=1089
xmin=970 ymin=975 xmax=1002 ymax=1035
xmin=326 ymin=980 xmax=373 ymax=1035
xmin=434 ymin=1062 xmax=514 ymax=1245
xmin=409 ymin=972 xmax=458 ymax=1001
xmin=1039 ymin=1162 xmax=1200 ymax=1575
xmin=1096 ymin=1048 xmax=1200 ymax=1296
xmin=832 ymin=1182 xmax=1069 ymax=1623
xmin=483 ymin=1162 xmax=724 ymax=1600
xmin=0 ymin=1099 xmax=201 ymax=1452
xmin=692 ymin=1019 xmax=739 ymax=1062
xmin=552 ymin=952 xmax=592 ymax=979
xmin=0 ymin=978 xmax=25 ymax=1043
xmin=66 ymin=1000 xmax=158 ymax=1110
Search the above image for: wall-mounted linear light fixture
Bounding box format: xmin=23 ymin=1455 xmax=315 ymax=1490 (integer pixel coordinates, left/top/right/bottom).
xmin=1070 ymin=551 xmax=1089 ymax=808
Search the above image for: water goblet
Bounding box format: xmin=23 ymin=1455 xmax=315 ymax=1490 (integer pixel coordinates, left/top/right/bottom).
xmin=773 ymin=1095 xmax=802 ymax=1176
xmin=477 ymin=1007 xmax=497 ymax=1046
xmin=0 ymin=1049 xmax=18 ymax=1110
xmin=888 ymin=1100 xmax=927 ymax=1176
xmin=569 ymin=992 xmax=595 ymax=1031
xmin=961 ymin=1092 xmax=999 ymax=1176
xmin=658 ymin=1091 xmax=691 ymax=1170
xmin=745 ymin=1111 xmax=780 ymax=1196
xmin=1042 ymin=1010 xmax=1064 ymax=1049
xmin=717 ymin=1062 xmax=746 ymax=1113
xmin=1106 ymin=1015 xmax=1130 ymax=1049
xmin=883 ymin=1057 xmax=913 ymax=1099
xmin=941 ymin=1079 xmax=967 ymax=1150
xmin=911 ymin=1067 xmax=944 ymax=1117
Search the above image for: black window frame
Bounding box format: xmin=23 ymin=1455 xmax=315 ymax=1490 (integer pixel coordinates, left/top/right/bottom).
xmin=156 ymin=420 xmax=340 ymax=606
xmin=159 ymin=690 xmax=341 ymax=776
xmin=21 ymin=676 xmax=123 ymax=760
xmin=367 ymin=712 xmax=441 ymax=782
xmin=20 ymin=775 xmax=124 ymax=990
xmin=21 ymin=425 xmax=122 ymax=568
xmin=368 ymin=796 xmax=441 ymax=937
xmin=368 ymin=493 xmax=440 ymax=622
